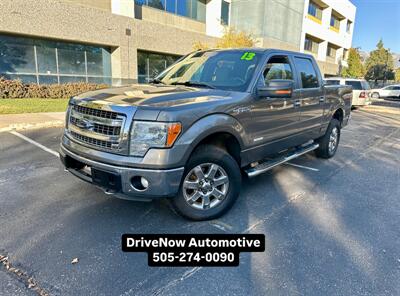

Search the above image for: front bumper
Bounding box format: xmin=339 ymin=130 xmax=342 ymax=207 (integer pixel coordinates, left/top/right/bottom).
xmin=60 ymin=144 xmax=184 ymax=200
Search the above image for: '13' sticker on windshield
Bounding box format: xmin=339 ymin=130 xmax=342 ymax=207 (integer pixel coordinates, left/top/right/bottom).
xmin=241 ymin=52 xmax=256 ymax=61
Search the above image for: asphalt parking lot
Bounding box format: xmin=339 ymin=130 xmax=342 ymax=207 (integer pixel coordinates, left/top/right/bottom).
xmin=1 ymin=109 xmax=399 ymax=296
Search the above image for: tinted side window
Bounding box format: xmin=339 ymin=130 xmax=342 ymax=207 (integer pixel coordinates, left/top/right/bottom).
xmin=325 ymin=80 xmax=340 ymax=85
xmin=262 ymin=56 xmax=293 ymax=85
xmin=393 ymin=86 xmax=400 ymax=90
xmin=345 ymin=81 xmax=362 ymax=90
xmin=361 ymin=81 xmax=370 ymax=90
xmin=294 ymin=57 xmax=319 ymax=88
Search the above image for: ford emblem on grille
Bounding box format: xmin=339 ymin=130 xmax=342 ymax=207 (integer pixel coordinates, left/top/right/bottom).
xmin=76 ymin=119 xmax=95 ymax=131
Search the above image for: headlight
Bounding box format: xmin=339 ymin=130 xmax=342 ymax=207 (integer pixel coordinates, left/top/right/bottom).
xmin=130 ymin=121 xmax=181 ymax=157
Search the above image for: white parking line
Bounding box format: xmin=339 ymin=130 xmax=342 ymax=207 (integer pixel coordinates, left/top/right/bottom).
xmin=10 ymin=131 xmax=59 ymax=158
xmin=284 ymin=162 xmax=319 ymax=172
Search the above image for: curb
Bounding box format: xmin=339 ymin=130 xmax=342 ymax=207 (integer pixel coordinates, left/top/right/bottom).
xmin=0 ymin=120 xmax=64 ymax=133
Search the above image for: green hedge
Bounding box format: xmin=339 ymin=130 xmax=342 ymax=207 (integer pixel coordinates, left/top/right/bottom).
xmin=0 ymin=77 xmax=108 ymax=99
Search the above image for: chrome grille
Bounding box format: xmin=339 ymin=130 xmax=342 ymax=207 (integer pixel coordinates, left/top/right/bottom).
xmin=70 ymin=131 xmax=116 ymax=149
xmin=68 ymin=105 xmax=126 ymax=153
xmin=70 ymin=116 xmax=121 ymax=136
xmin=73 ymin=105 xmax=118 ymax=119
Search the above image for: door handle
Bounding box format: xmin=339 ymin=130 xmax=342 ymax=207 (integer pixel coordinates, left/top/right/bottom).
xmin=319 ymin=96 xmax=325 ymax=103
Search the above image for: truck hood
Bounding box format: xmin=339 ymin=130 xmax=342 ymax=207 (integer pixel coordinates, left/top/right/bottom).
xmin=73 ymin=84 xmax=232 ymax=108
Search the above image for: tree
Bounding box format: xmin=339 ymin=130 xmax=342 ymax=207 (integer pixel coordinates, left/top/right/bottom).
xmin=364 ymin=39 xmax=394 ymax=82
xmin=395 ymin=68 xmax=400 ymax=82
xmin=340 ymin=48 xmax=365 ymax=78
xmin=193 ymin=27 xmax=255 ymax=50
xmin=216 ymin=27 xmax=255 ymax=49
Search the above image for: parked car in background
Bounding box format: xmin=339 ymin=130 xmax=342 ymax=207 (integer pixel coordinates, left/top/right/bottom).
xmin=371 ymin=85 xmax=400 ymax=99
xmin=325 ymin=77 xmax=371 ymax=106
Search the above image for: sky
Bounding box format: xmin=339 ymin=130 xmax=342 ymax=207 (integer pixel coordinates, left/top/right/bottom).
xmin=351 ymin=0 xmax=400 ymax=53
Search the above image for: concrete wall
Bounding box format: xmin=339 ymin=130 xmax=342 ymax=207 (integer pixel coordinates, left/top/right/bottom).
xmin=64 ymin=0 xmax=111 ymax=11
xmin=230 ymin=0 xmax=305 ymax=50
xmin=0 ymin=0 xmax=216 ymax=83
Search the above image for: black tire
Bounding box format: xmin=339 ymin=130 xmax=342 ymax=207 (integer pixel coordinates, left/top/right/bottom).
xmin=372 ymin=92 xmax=380 ymax=99
xmin=315 ymin=119 xmax=341 ymax=159
xmin=171 ymin=145 xmax=241 ymax=221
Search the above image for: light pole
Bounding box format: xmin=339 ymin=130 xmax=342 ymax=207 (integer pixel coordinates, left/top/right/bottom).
xmin=384 ymin=48 xmax=390 ymax=85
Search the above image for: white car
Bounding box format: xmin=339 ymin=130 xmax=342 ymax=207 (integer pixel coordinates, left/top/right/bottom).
xmin=371 ymin=85 xmax=400 ymax=99
xmin=325 ymin=78 xmax=372 ymax=106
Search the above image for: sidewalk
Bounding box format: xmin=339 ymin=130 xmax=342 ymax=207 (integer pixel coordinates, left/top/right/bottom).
xmin=0 ymin=112 xmax=65 ymax=132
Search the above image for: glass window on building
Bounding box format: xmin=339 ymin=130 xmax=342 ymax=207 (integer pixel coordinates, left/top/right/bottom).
xmin=136 ymin=0 xmax=206 ymax=22
xmin=147 ymin=0 xmax=165 ymax=10
xmin=0 ymin=35 xmax=36 ymax=75
xmin=137 ymin=50 xmax=180 ymax=83
xmin=346 ymin=20 xmax=352 ymax=33
xmin=165 ymin=0 xmax=176 ymax=13
xmin=326 ymin=44 xmax=337 ymax=59
xmin=304 ymin=36 xmax=319 ymax=54
xmin=57 ymin=44 xmax=86 ymax=75
xmin=308 ymin=1 xmax=322 ymax=20
xmin=0 ymin=34 xmax=111 ymax=84
xmin=221 ymin=0 xmax=230 ymax=25
xmin=343 ymin=48 xmax=348 ymax=60
xmin=330 ymin=14 xmax=340 ymax=30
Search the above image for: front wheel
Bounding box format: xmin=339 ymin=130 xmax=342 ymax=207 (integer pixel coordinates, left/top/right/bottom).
xmin=315 ymin=119 xmax=341 ymax=159
xmin=171 ymin=145 xmax=241 ymax=221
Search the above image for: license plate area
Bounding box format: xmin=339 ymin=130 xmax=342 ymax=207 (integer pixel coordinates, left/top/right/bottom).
xmin=91 ymin=169 xmax=122 ymax=192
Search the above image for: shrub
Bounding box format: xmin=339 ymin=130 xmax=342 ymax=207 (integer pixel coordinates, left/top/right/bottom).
xmin=0 ymin=77 xmax=108 ymax=99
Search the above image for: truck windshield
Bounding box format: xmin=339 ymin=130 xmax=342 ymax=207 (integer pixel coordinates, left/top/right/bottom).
xmin=153 ymin=50 xmax=261 ymax=92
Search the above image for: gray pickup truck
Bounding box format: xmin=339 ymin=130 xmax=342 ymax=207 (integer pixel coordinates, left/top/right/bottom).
xmin=60 ymin=49 xmax=352 ymax=220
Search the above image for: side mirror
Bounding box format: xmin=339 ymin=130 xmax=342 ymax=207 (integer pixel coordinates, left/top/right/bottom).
xmin=257 ymin=79 xmax=294 ymax=98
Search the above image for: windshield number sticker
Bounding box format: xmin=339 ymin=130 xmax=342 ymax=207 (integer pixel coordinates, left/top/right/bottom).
xmin=241 ymin=52 xmax=256 ymax=61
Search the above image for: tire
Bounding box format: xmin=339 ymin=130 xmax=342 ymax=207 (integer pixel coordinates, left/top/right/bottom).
xmin=171 ymin=145 xmax=241 ymax=221
xmin=315 ymin=119 xmax=341 ymax=159
xmin=372 ymin=92 xmax=380 ymax=99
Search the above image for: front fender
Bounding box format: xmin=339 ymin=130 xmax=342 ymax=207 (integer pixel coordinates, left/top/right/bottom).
xmin=175 ymin=113 xmax=246 ymax=164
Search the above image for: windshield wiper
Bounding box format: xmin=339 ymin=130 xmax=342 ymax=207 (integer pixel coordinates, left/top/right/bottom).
xmin=149 ymin=78 xmax=166 ymax=85
xmin=171 ymin=81 xmax=216 ymax=89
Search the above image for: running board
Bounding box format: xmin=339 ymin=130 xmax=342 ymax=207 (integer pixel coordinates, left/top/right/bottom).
xmin=245 ymin=143 xmax=319 ymax=178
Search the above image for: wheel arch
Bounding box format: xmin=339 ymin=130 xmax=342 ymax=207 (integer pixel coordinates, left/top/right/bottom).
xmin=176 ymin=114 xmax=245 ymax=167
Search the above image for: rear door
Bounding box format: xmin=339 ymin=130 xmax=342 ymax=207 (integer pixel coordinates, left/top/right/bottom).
xmin=293 ymin=56 xmax=325 ymax=139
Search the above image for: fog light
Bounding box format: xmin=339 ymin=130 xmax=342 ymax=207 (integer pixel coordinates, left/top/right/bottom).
xmin=131 ymin=176 xmax=149 ymax=191
xmin=140 ymin=177 xmax=149 ymax=189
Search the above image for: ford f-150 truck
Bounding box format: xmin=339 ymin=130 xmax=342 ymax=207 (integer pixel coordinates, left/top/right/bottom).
xmin=60 ymin=49 xmax=352 ymax=220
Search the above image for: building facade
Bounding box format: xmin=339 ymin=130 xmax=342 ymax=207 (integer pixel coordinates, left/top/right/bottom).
xmin=0 ymin=0 xmax=355 ymax=85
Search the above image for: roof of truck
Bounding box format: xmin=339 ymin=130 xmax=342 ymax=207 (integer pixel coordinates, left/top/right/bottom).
xmin=199 ymin=48 xmax=315 ymax=58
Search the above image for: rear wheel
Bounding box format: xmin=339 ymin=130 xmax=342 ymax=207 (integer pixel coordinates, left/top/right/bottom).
xmin=315 ymin=119 xmax=341 ymax=159
xmin=372 ymin=92 xmax=380 ymax=99
xmin=171 ymin=145 xmax=241 ymax=221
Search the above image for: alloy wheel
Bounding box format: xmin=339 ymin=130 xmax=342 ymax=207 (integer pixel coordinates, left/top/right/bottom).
xmin=328 ymin=127 xmax=339 ymax=154
xmin=182 ymin=163 xmax=229 ymax=210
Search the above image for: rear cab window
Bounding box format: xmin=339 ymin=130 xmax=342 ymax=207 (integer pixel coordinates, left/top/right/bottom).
xmin=293 ymin=57 xmax=320 ymax=89
xmin=345 ymin=81 xmax=370 ymax=90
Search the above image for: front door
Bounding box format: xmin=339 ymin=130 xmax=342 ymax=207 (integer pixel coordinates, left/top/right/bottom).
xmin=292 ymin=56 xmax=325 ymax=139
xmin=246 ymin=55 xmax=301 ymax=154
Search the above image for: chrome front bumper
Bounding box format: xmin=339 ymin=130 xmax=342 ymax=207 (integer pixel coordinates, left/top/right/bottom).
xmin=60 ymin=144 xmax=184 ymax=200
